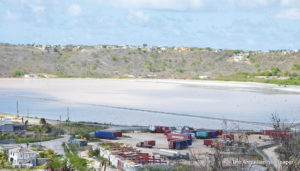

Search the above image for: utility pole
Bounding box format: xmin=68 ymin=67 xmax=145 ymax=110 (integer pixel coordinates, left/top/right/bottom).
xmin=16 ymin=100 xmax=19 ymax=118
xmin=67 ymin=107 xmax=70 ymax=122
xmin=59 ymin=115 xmax=62 ymax=136
xmin=27 ymin=108 xmax=29 ymax=118
xmin=67 ymin=107 xmax=71 ymax=135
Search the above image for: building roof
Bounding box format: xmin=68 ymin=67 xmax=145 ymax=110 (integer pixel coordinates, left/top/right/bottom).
xmin=10 ymin=147 xmax=36 ymax=154
xmin=0 ymin=120 xmax=23 ymax=126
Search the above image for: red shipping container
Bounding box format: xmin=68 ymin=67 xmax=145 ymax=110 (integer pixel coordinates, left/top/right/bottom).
xmin=154 ymin=126 xmax=170 ymax=133
xmin=164 ymin=130 xmax=171 ymax=135
xmin=115 ymin=131 xmax=122 ymax=137
xmin=161 ymin=126 xmax=170 ymax=132
xmin=154 ymin=126 xmax=162 ymax=133
xmin=167 ymin=133 xmax=190 ymax=141
xmin=222 ymin=134 xmax=234 ymax=141
xmin=262 ymin=130 xmax=283 ymax=136
xmin=270 ymin=132 xmax=292 ymax=140
xmin=204 ymin=139 xmax=214 ymax=146
xmin=144 ymin=140 xmax=156 ymax=146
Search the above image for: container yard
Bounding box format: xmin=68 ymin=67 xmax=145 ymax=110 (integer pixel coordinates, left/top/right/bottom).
xmin=86 ymin=125 xmax=288 ymax=171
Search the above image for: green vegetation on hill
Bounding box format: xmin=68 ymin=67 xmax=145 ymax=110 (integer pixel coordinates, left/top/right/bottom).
xmin=1 ymin=43 xmax=300 ymax=85
xmin=216 ymin=65 xmax=300 ymax=85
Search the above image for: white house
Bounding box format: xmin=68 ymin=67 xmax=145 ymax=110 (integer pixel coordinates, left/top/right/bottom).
xmin=199 ymin=75 xmax=210 ymax=79
xmin=233 ymin=55 xmax=245 ymax=62
xmin=24 ymin=74 xmax=39 ymax=78
xmin=9 ymin=147 xmax=37 ymax=168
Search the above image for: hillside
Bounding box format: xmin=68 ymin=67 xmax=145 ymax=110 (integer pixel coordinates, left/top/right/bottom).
xmin=1 ymin=44 xmax=300 ymax=82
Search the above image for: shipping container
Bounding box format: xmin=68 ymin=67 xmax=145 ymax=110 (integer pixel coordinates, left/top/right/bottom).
xmin=104 ymin=130 xmax=123 ymax=137
xmin=161 ymin=126 xmax=170 ymax=132
xmin=214 ymin=140 xmax=226 ymax=148
xmin=167 ymin=133 xmax=191 ymax=141
xmin=204 ymin=139 xmax=214 ymax=146
xmin=95 ymin=130 xmax=117 ymax=139
xmin=222 ymin=134 xmax=234 ymax=141
xmin=71 ymin=139 xmax=87 ymax=146
xmin=164 ymin=130 xmax=171 ymax=135
xmin=169 ymin=139 xmax=190 ymax=150
xmin=196 ymin=129 xmax=218 ymax=137
xmin=270 ymin=131 xmax=292 ymax=140
xmin=182 ymin=132 xmax=195 ymax=139
xmin=144 ymin=140 xmax=156 ymax=146
xmin=226 ymin=140 xmax=233 ymax=146
xmin=262 ymin=130 xmax=284 ymax=136
xmin=154 ymin=126 xmax=170 ymax=133
xmin=196 ymin=129 xmax=223 ymax=136
xmin=195 ymin=131 xmax=209 ymax=138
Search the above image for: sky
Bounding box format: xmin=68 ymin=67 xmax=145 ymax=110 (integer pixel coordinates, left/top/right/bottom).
xmin=0 ymin=0 xmax=300 ymax=50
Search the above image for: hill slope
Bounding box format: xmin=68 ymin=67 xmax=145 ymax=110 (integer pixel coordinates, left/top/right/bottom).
xmin=1 ymin=44 xmax=300 ymax=79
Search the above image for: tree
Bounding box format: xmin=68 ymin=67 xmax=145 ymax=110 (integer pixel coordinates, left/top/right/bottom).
xmin=271 ymin=114 xmax=300 ymax=170
xmin=40 ymin=118 xmax=47 ymax=127
xmin=13 ymin=71 xmax=22 ymax=77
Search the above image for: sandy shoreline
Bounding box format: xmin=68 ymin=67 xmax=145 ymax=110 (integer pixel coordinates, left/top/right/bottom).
xmin=1 ymin=77 xmax=300 ymax=91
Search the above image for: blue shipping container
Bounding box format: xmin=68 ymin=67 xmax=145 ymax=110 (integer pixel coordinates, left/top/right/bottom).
xmin=95 ymin=130 xmax=117 ymax=139
xmin=71 ymin=139 xmax=87 ymax=146
xmin=175 ymin=140 xmax=189 ymax=149
xmin=196 ymin=130 xmax=217 ymax=138
xmin=208 ymin=131 xmax=217 ymax=137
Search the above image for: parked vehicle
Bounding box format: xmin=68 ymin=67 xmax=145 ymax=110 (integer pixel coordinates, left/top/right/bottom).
xmin=144 ymin=140 xmax=156 ymax=146
xmin=136 ymin=140 xmax=156 ymax=148
xmin=136 ymin=142 xmax=153 ymax=148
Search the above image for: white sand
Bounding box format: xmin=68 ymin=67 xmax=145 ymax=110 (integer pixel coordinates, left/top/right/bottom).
xmin=1 ymin=78 xmax=299 ymax=107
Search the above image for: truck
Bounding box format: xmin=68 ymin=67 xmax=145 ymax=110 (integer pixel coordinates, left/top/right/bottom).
xmin=136 ymin=140 xmax=156 ymax=148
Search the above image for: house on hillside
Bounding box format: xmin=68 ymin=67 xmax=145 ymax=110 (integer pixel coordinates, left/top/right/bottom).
xmin=9 ymin=147 xmax=37 ymax=168
xmin=233 ymin=55 xmax=245 ymax=62
xmin=0 ymin=121 xmax=25 ymax=135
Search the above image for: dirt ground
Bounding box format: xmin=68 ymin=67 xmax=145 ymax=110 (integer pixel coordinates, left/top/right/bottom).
xmin=100 ymin=132 xmax=215 ymax=156
xmin=97 ymin=132 xmax=274 ymax=157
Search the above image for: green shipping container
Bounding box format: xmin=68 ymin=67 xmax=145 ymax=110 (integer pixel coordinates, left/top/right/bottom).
xmin=196 ymin=131 xmax=209 ymax=138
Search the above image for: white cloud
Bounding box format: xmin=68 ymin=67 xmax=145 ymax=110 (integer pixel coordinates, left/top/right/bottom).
xmin=90 ymin=0 xmax=272 ymax=11
xmin=92 ymin=0 xmax=204 ymax=11
xmin=280 ymin=0 xmax=300 ymax=6
xmin=4 ymin=10 xmax=20 ymax=20
xmin=31 ymin=6 xmax=45 ymax=13
xmin=68 ymin=4 xmax=82 ymax=16
xmin=277 ymin=8 xmax=300 ymax=20
xmin=128 ymin=10 xmax=149 ymax=23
